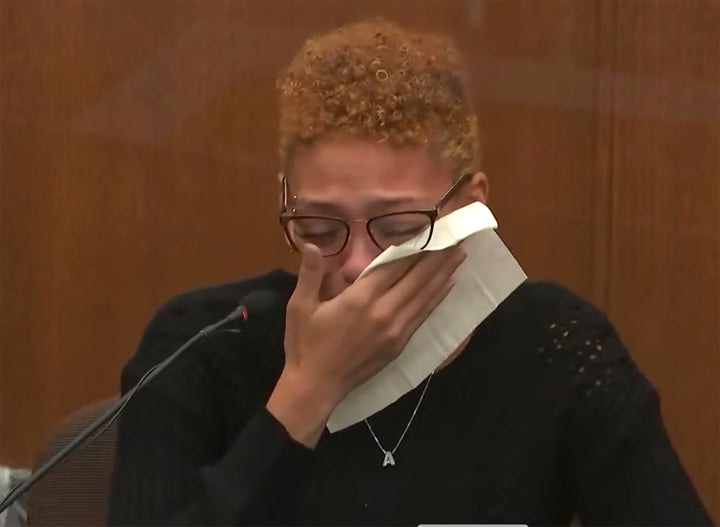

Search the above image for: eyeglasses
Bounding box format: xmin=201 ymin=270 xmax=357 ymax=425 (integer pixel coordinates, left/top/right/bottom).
xmin=279 ymin=173 xmax=471 ymax=257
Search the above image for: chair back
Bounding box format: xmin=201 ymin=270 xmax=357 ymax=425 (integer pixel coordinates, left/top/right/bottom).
xmin=27 ymin=399 xmax=118 ymax=526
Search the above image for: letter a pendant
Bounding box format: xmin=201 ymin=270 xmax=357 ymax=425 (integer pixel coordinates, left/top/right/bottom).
xmin=382 ymin=450 xmax=396 ymax=467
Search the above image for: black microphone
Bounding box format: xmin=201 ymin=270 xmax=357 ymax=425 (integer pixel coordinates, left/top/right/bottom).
xmin=0 ymin=289 xmax=281 ymax=514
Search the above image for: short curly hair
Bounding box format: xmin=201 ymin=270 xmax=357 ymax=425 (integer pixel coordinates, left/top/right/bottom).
xmin=276 ymin=17 xmax=480 ymax=177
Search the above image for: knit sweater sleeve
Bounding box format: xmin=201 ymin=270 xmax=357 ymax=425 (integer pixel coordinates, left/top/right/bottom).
xmin=538 ymin=289 xmax=713 ymax=525
xmin=106 ymin=287 xmax=312 ymax=526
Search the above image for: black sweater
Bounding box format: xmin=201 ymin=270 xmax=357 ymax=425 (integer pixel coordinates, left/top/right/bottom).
xmin=107 ymin=269 xmax=712 ymax=526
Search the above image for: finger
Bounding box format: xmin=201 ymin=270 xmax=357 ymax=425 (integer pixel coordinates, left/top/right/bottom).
xmin=289 ymin=244 xmax=325 ymax=311
xmin=384 ymin=245 xmax=464 ymax=309
xmin=396 ymin=278 xmax=457 ymax=347
xmin=349 ymin=252 xmax=425 ymax=298
xmin=396 ymin=249 xmax=463 ymax=324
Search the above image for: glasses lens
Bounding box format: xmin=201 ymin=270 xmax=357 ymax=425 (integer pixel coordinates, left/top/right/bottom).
xmin=368 ymin=213 xmax=432 ymax=250
xmin=285 ymin=217 xmax=349 ymax=256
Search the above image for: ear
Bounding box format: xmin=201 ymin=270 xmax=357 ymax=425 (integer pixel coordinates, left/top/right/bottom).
xmin=468 ymin=171 xmax=489 ymax=204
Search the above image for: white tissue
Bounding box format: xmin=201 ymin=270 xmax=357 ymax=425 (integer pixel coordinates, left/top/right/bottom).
xmin=326 ymin=202 xmax=527 ymax=433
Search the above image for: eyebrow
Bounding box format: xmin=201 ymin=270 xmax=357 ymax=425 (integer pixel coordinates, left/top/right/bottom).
xmin=294 ymin=195 xmax=425 ymax=213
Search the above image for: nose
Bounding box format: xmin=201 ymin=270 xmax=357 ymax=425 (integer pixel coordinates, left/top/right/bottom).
xmin=338 ymin=227 xmax=383 ymax=284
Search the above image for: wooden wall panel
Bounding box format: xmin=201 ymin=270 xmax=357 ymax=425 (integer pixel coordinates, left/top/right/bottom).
xmin=604 ymin=0 xmax=719 ymax=517
xmin=1 ymin=0 xmax=717 ymax=519
xmin=466 ymin=0 xmax=606 ymax=301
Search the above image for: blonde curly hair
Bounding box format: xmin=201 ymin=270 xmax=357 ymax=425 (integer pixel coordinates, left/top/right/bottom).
xmin=276 ymin=17 xmax=480 ymax=177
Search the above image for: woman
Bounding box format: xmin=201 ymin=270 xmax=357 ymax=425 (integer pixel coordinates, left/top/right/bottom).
xmin=107 ymin=18 xmax=712 ymax=526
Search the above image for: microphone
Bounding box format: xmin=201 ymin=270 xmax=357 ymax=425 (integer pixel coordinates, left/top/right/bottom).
xmin=0 ymin=289 xmax=281 ymax=514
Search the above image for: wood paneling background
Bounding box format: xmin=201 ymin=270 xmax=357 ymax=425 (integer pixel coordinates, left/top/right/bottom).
xmin=1 ymin=0 xmax=717 ymax=519
xmin=605 ymin=1 xmax=719 ymax=515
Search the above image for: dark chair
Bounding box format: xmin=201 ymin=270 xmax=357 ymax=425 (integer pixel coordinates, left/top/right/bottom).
xmin=26 ymin=399 xmax=118 ymax=526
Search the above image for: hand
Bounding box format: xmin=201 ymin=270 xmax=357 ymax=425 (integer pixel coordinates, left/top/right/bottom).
xmin=267 ymin=243 xmax=465 ymax=446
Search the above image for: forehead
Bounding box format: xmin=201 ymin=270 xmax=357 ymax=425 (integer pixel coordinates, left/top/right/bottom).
xmin=287 ymin=140 xmax=452 ymax=197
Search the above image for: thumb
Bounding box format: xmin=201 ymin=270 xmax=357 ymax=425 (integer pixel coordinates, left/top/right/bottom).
xmin=291 ymin=244 xmax=325 ymax=309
